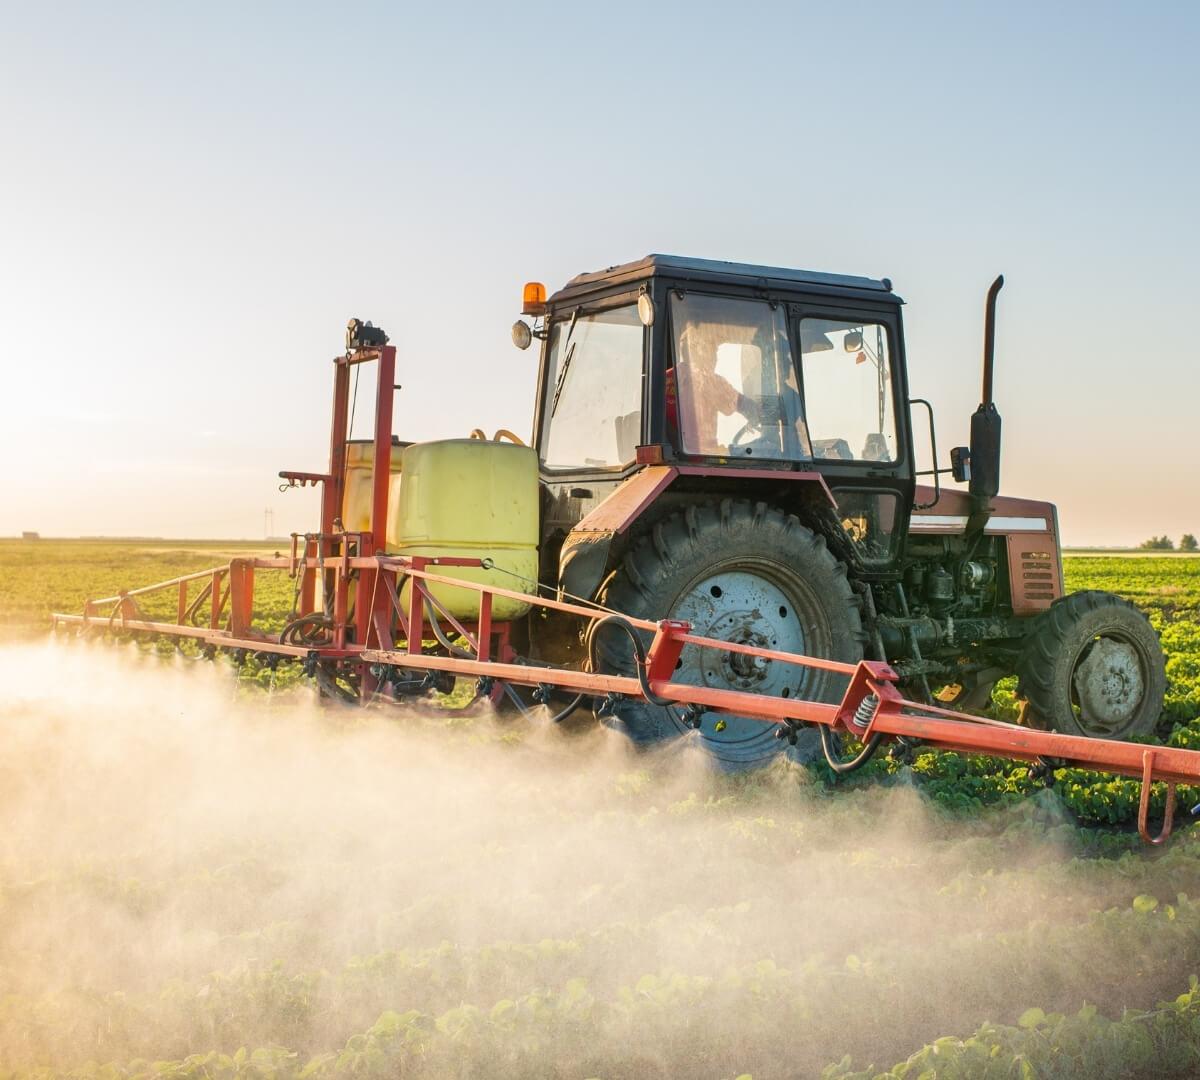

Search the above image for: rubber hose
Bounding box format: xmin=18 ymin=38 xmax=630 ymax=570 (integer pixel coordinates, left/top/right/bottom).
xmin=426 ymin=599 xmax=584 ymax=721
xmin=819 ymin=723 xmax=884 ymax=774
xmin=281 ymin=614 xmax=333 ymax=647
xmin=423 ymin=598 xmax=475 ymax=659
xmin=585 ymin=614 xmax=676 ymax=708
xmin=313 ymin=664 xmax=358 ymax=704
xmin=502 ymin=682 xmax=585 ymax=724
xmin=502 ymin=683 xmax=533 ymax=716
xmin=548 ymin=693 xmax=584 ymax=723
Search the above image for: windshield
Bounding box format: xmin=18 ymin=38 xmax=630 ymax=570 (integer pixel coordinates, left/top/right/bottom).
xmin=539 ymin=304 xmax=644 ymax=470
xmin=669 ymin=294 xmax=809 ymax=460
xmin=798 ymin=317 xmax=897 ymax=462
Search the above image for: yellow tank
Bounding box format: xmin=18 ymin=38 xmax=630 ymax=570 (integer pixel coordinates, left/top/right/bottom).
xmin=341 ymin=440 xmax=406 ymax=543
xmin=390 ymin=439 xmax=539 ymax=621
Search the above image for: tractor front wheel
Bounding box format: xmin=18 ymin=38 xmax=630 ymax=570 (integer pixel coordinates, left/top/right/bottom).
xmin=593 ymin=500 xmax=864 ymax=768
xmin=1016 ymin=590 xmax=1165 ymax=740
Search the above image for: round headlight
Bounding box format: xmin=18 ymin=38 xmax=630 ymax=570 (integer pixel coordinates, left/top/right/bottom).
xmin=511 ymin=320 xmax=533 ymax=350
xmin=637 ymin=291 xmax=656 ymax=327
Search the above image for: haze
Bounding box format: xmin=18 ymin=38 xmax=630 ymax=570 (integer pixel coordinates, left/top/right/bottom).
xmin=2 ymin=641 xmax=1190 ymax=1073
xmin=2 ymin=2 xmax=1196 ymax=546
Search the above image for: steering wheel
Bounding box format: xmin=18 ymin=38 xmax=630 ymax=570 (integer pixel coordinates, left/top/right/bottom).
xmin=729 ymin=421 xmax=762 ymax=452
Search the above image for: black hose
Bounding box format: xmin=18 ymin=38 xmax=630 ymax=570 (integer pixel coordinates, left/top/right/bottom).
xmin=545 ymin=691 xmax=585 ymax=724
xmin=585 ymin=615 xmax=676 ymax=708
xmin=423 ymin=598 xmax=475 ymax=659
xmin=424 ymin=598 xmax=586 ymax=722
xmin=819 ymin=724 xmax=884 ymax=774
xmin=313 ymin=663 xmax=359 ymax=705
xmin=502 ymin=681 xmax=585 ymax=724
xmin=280 ymin=613 xmax=334 ymax=647
xmin=502 ymin=683 xmax=533 ymax=717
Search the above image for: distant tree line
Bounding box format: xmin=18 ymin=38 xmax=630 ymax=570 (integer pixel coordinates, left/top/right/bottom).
xmin=1140 ymin=534 xmax=1199 ymax=551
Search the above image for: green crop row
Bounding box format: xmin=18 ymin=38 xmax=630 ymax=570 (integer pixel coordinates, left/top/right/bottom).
xmin=4 ymin=807 xmax=1199 ymax=1075
xmin=4 ymin=545 xmax=1200 ymax=1076
xmin=826 ymin=975 xmax=1200 ymax=1079
xmin=3 ymin=897 xmax=1197 ymax=1080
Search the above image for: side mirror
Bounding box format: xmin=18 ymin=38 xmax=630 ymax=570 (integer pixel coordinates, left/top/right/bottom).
xmin=950 ymin=446 xmax=971 ymax=483
xmin=843 ymin=330 xmax=863 ymax=352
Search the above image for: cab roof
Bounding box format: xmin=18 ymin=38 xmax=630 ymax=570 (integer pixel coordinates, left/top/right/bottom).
xmin=548 ymin=254 xmax=901 ymax=306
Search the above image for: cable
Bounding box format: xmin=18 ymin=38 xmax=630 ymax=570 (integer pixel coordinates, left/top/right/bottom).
xmin=479 ymin=558 xmax=628 ymax=621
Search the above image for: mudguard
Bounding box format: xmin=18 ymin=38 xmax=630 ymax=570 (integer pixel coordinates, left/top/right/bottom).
xmin=557 ymin=465 xmax=835 ymax=602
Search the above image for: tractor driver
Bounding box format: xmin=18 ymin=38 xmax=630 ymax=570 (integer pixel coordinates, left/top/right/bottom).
xmin=673 ymin=321 xmax=761 ymax=455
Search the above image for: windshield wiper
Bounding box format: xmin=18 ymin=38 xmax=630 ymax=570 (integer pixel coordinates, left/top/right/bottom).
xmin=549 ymin=309 xmax=580 ymax=418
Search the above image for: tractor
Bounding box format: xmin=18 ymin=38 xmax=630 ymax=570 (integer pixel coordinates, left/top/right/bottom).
xmin=52 ymin=253 xmax=1170 ymax=789
xmin=505 ymin=255 xmax=1166 ymax=767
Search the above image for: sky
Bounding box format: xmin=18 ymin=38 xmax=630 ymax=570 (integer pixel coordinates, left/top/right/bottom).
xmin=1 ymin=0 xmax=1196 ymax=546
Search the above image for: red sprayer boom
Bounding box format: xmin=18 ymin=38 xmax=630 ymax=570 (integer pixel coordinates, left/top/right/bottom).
xmin=54 ymin=549 xmax=1194 ymax=844
xmin=52 ymin=300 xmax=1194 ymax=844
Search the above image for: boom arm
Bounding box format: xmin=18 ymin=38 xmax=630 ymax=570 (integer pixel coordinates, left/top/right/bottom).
xmin=53 ymin=554 xmax=1196 ymax=845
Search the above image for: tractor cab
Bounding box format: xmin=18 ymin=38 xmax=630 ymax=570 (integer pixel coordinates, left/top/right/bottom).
xmin=515 ymin=255 xmax=916 ymax=597
xmin=508 ymin=255 xmax=1157 ymax=771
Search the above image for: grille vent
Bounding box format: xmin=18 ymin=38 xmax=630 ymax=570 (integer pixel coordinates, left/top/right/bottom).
xmin=1020 ymin=550 xmax=1056 ymax=605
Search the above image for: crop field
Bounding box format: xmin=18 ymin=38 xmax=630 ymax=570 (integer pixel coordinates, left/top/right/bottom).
xmin=2 ymin=541 xmax=1200 ymax=1078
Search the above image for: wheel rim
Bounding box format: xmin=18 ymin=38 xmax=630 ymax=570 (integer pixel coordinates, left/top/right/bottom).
xmin=1070 ymin=633 xmax=1148 ymax=737
xmin=666 ymin=561 xmax=830 ymax=761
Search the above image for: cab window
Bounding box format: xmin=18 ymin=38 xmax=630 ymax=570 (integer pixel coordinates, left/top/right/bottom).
xmin=669 ymin=294 xmax=809 ymax=461
xmin=539 ymin=305 xmax=644 ymax=469
xmin=798 ymin=318 xmax=897 ymax=463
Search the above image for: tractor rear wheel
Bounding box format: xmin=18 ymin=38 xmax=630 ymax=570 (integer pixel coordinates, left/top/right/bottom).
xmin=1016 ymin=590 xmax=1165 ymax=740
xmin=593 ymin=500 xmax=864 ymax=768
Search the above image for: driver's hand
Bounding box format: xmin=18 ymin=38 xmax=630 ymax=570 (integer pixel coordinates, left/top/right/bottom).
xmin=737 ymin=394 xmax=761 ymax=426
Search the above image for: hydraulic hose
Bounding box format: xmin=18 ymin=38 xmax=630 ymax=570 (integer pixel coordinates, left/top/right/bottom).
xmin=584 ymin=614 xmax=677 ymax=708
xmin=281 ymin=613 xmax=334 ymax=647
xmin=502 ymin=682 xmax=586 ymax=724
xmin=424 ymin=597 xmax=584 ymax=722
xmin=548 ymin=694 xmax=585 ymax=723
xmin=423 ymin=607 xmax=672 ymax=723
xmin=423 ymin=598 xmax=475 ymax=659
xmin=819 ymin=724 xmax=884 ymax=774
xmin=312 ymin=661 xmax=359 ymax=704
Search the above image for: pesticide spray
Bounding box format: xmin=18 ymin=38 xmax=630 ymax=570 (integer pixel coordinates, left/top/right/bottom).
xmin=0 ymin=641 xmax=1194 ymax=1076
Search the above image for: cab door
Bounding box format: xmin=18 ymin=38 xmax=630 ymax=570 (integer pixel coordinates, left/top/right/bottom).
xmin=790 ymin=302 xmax=914 ymax=573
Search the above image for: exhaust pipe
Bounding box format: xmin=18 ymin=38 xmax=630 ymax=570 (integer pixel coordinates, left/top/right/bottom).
xmin=968 ymin=275 xmax=1004 ymax=527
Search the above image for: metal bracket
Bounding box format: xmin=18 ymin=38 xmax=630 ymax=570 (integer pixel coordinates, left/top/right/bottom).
xmin=1138 ymin=749 xmax=1177 ymax=845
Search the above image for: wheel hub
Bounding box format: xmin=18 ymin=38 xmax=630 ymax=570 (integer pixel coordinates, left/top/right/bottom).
xmin=672 ymin=570 xmax=807 ymax=698
xmin=712 ymin=620 xmax=769 ymax=683
xmin=1073 ymin=637 xmax=1145 ymax=729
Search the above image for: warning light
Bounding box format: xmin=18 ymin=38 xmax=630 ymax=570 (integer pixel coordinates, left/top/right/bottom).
xmin=522 ymin=282 xmax=547 ymax=316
